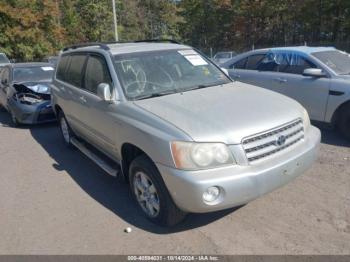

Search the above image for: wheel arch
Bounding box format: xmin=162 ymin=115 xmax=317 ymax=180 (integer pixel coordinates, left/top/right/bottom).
xmin=331 ymin=100 xmax=350 ymax=127
xmin=121 ymin=143 xmax=153 ymax=182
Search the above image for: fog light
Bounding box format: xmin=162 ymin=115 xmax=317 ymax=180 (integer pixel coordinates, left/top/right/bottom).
xmin=203 ymin=186 xmax=220 ymax=202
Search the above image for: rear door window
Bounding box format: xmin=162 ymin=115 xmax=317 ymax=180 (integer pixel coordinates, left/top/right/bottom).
xmin=84 ymin=55 xmax=112 ymax=94
xmin=231 ymin=58 xmax=247 ymax=69
xmin=0 ymin=67 xmax=10 ymax=85
xmin=65 ymin=55 xmax=87 ymax=87
xmin=56 ymin=55 xmax=70 ymax=81
xmin=246 ymin=54 xmax=266 ymax=70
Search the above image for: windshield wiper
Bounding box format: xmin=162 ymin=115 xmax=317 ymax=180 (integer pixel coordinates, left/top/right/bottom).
xmin=183 ymin=82 xmax=225 ymax=92
xmin=134 ymin=89 xmax=179 ymax=100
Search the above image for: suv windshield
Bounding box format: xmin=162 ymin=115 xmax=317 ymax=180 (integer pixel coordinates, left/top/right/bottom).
xmin=13 ymin=66 xmax=54 ymax=82
xmin=312 ymin=50 xmax=350 ymax=75
xmin=113 ymin=49 xmax=231 ymax=100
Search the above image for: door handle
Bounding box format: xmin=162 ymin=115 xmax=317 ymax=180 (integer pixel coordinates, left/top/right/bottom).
xmin=79 ymin=96 xmax=87 ymax=103
xmin=274 ymin=78 xmax=287 ymax=83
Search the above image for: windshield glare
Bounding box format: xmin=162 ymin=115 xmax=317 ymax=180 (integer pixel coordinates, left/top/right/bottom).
xmin=14 ymin=66 xmax=54 ymax=82
xmin=113 ymin=49 xmax=231 ymax=100
xmin=312 ymin=50 xmax=350 ymax=75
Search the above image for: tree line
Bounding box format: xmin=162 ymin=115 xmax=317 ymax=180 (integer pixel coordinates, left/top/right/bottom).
xmin=0 ymin=0 xmax=350 ymax=61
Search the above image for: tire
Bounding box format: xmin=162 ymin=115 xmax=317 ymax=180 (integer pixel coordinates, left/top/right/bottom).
xmin=337 ymin=104 xmax=350 ymax=140
xmin=58 ymin=111 xmax=75 ymax=148
xmin=129 ymin=155 xmax=187 ymax=226
xmin=9 ymin=109 xmax=19 ymax=127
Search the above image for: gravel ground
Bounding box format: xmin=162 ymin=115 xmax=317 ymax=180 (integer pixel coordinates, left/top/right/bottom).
xmin=0 ymin=110 xmax=349 ymax=255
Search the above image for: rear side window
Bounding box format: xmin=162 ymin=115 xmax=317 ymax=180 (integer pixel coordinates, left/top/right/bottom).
xmin=0 ymin=67 xmax=10 ymax=84
xmin=0 ymin=54 xmax=10 ymax=64
xmin=65 ymin=55 xmax=87 ymax=87
xmin=84 ymin=55 xmax=112 ymax=94
xmin=56 ymin=55 xmax=70 ymax=81
xmin=231 ymin=58 xmax=247 ymax=69
xmin=246 ymin=54 xmax=266 ymax=70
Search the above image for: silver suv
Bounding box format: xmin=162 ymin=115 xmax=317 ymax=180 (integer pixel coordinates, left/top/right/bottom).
xmin=51 ymin=41 xmax=321 ymax=226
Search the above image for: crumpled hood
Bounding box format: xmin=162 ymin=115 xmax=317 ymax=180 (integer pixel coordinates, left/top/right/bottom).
xmin=15 ymin=81 xmax=52 ymax=94
xmin=134 ymin=82 xmax=305 ymax=144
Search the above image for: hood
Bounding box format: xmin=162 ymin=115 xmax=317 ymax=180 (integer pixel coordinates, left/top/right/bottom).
xmin=15 ymin=81 xmax=52 ymax=94
xmin=134 ymin=82 xmax=305 ymax=144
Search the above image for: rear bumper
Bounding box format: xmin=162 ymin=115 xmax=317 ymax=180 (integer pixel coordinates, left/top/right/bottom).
xmin=157 ymin=126 xmax=321 ymax=213
xmin=8 ymin=99 xmax=56 ymax=124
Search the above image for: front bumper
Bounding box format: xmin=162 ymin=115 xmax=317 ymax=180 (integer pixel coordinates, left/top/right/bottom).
xmin=157 ymin=126 xmax=321 ymax=213
xmin=8 ymin=99 xmax=56 ymax=124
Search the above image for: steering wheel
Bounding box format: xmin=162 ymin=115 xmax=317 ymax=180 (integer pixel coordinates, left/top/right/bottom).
xmin=125 ymin=67 xmax=175 ymax=96
xmin=125 ymin=67 xmax=147 ymax=95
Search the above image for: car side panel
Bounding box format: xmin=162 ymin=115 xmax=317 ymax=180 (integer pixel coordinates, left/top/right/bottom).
xmin=268 ymin=72 xmax=330 ymax=121
xmin=324 ymin=79 xmax=350 ymax=123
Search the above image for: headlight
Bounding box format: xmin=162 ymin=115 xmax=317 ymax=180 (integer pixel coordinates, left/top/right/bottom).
xmin=170 ymin=141 xmax=235 ymax=170
xmin=302 ymin=108 xmax=311 ymax=131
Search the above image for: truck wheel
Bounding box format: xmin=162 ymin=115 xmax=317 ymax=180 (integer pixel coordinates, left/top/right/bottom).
xmin=338 ymin=105 xmax=350 ymax=140
xmin=58 ymin=111 xmax=75 ymax=148
xmin=129 ymin=155 xmax=187 ymax=226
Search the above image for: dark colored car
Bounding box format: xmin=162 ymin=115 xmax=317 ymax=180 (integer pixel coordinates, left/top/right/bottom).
xmin=0 ymin=63 xmax=56 ymax=126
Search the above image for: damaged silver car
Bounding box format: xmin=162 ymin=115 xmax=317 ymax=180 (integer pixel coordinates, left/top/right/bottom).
xmin=0 ymin=63 xmax=56 ymax=126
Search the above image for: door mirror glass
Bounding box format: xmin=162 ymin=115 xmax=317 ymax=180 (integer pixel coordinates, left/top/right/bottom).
xmin=302 ymin=68 xmax=326 ymax=77
xmin=97 ymin=83 xmax=112 ymax=101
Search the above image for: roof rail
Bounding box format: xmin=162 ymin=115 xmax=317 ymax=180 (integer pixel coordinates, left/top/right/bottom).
xmin=62 ymin=39 xmax=181 ymax=52
xmin=133 ymin=39 xmax=181 ymax=44
xmin=62 ymin=42 xmax=110 ymax=52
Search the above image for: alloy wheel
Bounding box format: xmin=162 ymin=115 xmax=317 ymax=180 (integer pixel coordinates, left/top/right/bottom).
xmin=133 ymin=171 xmax=160 ymax=218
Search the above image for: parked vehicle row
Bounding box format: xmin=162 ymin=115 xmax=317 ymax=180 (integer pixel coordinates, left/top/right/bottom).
xmin=6 ymin=42 xmax=347 ymax=226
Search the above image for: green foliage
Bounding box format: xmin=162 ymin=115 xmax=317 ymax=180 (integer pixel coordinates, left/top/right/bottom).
xmin=1 ymin=0 xmax=350 ymax=60
xmin=179 ymin=0 xmax=350 ymax=53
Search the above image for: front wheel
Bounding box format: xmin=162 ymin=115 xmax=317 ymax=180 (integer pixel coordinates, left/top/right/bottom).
xmin=129 ymin=155 xmax=187 ymax=226
xmin=337 ymin=105 xmax=350 ymax=140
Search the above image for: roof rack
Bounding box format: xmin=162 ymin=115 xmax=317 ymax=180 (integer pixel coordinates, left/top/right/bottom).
xmin=62 ymin=42 xmax=110 ymax=52
xmin=133 ymin=39 xmax=181 ymax=44
xmin=62 ymin=39 xmax=181 ymax=52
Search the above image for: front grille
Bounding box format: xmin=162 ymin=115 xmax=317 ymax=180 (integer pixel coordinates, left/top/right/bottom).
xmin=242 ymin=119 xmax=304 ymax=163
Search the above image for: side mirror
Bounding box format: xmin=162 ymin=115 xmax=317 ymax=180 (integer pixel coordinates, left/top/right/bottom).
xmin=220 ymin=67 xmax=229 ymax=76
xmin=97 ymin=83 xmax=112 ymax=101
xmin=302 ymin=68 xmax=326 ymax=78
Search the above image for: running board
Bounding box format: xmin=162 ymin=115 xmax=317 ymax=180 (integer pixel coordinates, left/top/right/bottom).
xmin=71 ymin=138 xmax=119 ymax=177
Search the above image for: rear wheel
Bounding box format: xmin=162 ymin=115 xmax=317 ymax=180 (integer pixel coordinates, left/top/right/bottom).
xmin=337 ymin=105 xmax=350 ymax=140
xmin=129 ymin=155 xmax=187 ymax=226
xmin=58 ymin=111 xmax=75 ymax=148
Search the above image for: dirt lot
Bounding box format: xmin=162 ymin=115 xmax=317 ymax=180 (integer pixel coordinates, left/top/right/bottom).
xmin=0 ymin=110 xmax=349 ymax=255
